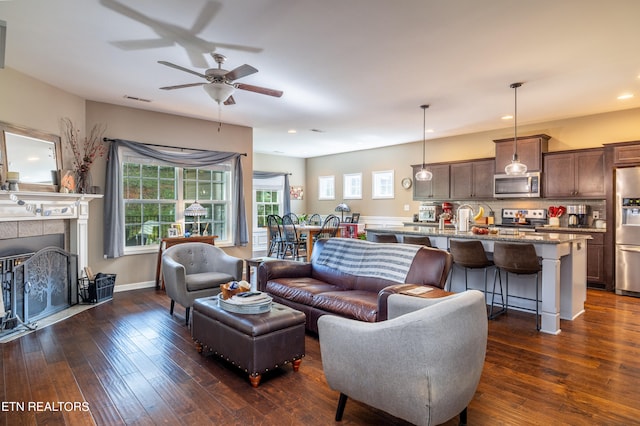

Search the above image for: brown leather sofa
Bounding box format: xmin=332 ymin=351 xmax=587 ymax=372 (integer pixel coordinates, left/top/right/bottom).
xmin=258 ymin=238 xmax=453 ymax=333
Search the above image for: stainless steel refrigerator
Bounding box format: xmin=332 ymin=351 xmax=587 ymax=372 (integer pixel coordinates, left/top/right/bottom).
xmin=615 ymin=167 xmax=640 ymax=296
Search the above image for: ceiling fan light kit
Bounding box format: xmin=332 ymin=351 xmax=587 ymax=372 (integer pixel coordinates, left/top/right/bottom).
xmin=158 ymin=53 xmax=282 ymax=105
xmin=415 ymin=104 xmax=433 ymax=182
xmin=505 ymin=82 xmax=528 ymax=176
xmin=203 ymin=82 xmax=235 ymax=104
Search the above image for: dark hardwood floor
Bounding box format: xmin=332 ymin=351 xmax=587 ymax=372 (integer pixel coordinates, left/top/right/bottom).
xmin=2 ymin=288 xmax=640 ymax=425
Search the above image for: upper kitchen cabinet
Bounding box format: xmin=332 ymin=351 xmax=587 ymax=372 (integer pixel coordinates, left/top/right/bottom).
xmin=412 ymin=164 xmax=450 ymax=200
xmin=544 ymin=148 xmax=605 ymax=198
xmin=611 ymin=141 xmax=640 ymax=166
xmin=494 ymin=134 xmax=550 ymax=173
xmin=450 ymin=158 xmax=495 ymax=199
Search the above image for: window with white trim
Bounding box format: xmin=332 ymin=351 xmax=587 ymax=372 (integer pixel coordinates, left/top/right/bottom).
xmin=253 ymin=176 xmax=284 ymax=228
xmin=372 ymin=170 xmax=395 ymax=199
xmin=122 ymin=150 xmax=233 ymax=251
xmin=343 ymin=173 xmax=362 ymax=199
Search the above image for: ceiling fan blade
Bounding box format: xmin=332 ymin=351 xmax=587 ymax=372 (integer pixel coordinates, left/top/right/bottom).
xmin=236 ymin=83 xmax=283 ymax=98
xmin=225 ymin=64 xmax=258 ymax=82
xmin=160 ymin=82 xmax=205 ymax=90
xmin=110 ymin=38 xmax=173 ymax=50
xmin=158 ymin=61 xmax=207 ymax=79
xmin=224 ymin=95 xmax=236 ymax=105
xmin=190 ymin=1 xmax=221 ymax=34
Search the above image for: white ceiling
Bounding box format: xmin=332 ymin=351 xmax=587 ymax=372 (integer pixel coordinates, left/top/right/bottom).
xmin=2 ymin=0 xmax=640 ymax=158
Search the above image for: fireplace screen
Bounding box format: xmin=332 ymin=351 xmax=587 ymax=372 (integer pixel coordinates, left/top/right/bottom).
xmin=1 ymin=247 xmax=78 ymax=334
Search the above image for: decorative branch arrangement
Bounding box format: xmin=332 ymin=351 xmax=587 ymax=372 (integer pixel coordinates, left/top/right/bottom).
xmin=60 ymin=118 xmax=107 ymax=193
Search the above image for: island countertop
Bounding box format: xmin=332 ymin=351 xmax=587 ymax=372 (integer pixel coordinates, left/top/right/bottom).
xmin=367 ymin=226 xmax=591 ymax=244
xmin=366 ymin=225 xmax=588 ymax=335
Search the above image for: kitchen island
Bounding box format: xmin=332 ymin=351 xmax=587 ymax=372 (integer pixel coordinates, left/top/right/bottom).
xmin=366 ymin=226 xmax=589 ymax=334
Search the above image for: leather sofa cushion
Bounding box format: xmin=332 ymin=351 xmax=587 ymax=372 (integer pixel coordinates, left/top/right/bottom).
xmin=186 ymin=272 xmax=235 ymax=291
xmin=265 ymin=277 xmax=343 ymax=305
xmin=311 ymin=290 xmax=378 ymax=322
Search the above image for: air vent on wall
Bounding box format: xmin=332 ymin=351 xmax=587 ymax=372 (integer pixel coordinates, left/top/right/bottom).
xmin=123 ymin=95 xmax=151 ymax=103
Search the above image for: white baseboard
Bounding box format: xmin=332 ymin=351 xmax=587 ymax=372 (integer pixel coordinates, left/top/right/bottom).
xmin=113 ymin=281 xmax=156 ymax=293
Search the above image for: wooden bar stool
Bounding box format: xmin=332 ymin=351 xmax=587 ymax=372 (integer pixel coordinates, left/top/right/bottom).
xmin=448 ymin=240 xmax=494 ymax=308
xmin=491 ymin=242 xmax=542 ymax=330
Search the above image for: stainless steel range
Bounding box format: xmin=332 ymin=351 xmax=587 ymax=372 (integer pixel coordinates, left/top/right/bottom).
xmin=497 ymin=208 xmax=547 ymax=232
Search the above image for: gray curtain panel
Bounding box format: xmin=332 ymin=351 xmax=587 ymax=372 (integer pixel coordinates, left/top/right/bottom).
xmin=253 ymin=171 xmax=291 ymax=214
xmin=104 ymin=139 xmax=247 ymax=258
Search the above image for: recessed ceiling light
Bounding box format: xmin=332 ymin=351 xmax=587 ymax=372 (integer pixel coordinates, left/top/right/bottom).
xmin=501 ymin=115 xmax=513 ymax=120
xmin=287 ymin=129 xmax=297 ymax=134
xmin=617 ymin=93 xmax=634 ymax=100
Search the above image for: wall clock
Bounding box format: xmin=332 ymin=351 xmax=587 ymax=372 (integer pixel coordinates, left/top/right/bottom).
xmin=401 ymin=177 xmax=412 ymax=189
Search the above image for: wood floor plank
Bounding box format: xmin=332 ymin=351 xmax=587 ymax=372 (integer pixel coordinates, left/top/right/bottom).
xmin=3 ymin=288 xmax=640 ymax=425
xmin=43 ymin=361 xmax=96 ymax=426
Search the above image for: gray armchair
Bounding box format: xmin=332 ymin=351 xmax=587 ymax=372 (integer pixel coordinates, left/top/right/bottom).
xmin=162 ymin=242 xmax=242 ymax=325
xmin=317 ymin=290 xmax=488 ymax=426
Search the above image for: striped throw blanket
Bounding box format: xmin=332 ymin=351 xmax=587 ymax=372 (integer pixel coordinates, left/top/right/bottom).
xmin=315 ymin=239 xmax=420 ymax=283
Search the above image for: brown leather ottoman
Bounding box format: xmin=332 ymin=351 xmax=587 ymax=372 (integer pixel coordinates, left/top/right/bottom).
xmin=192 ymin=296 xmax=306 ymax=387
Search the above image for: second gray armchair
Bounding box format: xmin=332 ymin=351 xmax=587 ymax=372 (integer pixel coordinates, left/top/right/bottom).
xmin=318 ymin=290 xmax=488 ymax=426
xmin=162 ymin=242 xmax=243 ymax=325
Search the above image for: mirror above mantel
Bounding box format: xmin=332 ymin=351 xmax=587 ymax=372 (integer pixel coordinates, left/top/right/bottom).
xmin=0 ymin=121 xmax=63 ymax=192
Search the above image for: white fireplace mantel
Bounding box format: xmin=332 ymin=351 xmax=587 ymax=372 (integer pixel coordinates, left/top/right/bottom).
xmin=0 ymin=191 xmax=103 ymax=273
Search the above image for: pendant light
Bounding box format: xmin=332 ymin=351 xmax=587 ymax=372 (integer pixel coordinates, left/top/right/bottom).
xmin=504 ymin=82 xmax=528 ymax=175
xmin=415 ymin=104 xmax=433 ymax=181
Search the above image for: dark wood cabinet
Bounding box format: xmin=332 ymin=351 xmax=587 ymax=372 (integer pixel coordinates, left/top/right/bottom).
xmin=544 ymin=148 xmax=605 ymax=198
xmin=494 ymin=134 xmax=549 ymax=173
xmin=586 ymin=233 xmax=605 ymax=285
xmin=450 ymin=159 xmax=495 ymax=199
xmin=412 ymin=164 xmax=450 ymax=200
xmin=612 ymin=142 xmax=640 ymax=165
xmin=536 ymin=229 xmax=606 ymax=287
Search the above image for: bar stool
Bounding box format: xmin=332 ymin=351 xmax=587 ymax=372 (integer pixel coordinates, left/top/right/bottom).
xmin=491 ymin=242 xmax=542 ymax=330
xmin=368 ymin=233 xmax=398 ymax=243
xmin=448 ymin=240 xmax=494 ymax=302
xmin=402 ymin=235 xmax=432 ymax=247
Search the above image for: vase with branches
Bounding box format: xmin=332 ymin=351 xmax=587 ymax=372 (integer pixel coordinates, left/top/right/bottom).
xmin=61 ymin=118 xmax=107 ymax=193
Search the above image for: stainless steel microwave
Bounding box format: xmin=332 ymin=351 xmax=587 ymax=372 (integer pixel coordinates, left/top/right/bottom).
xmin=493 ymin=172 xmax=542 ymax=198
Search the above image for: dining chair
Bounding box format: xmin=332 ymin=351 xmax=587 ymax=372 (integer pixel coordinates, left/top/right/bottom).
xmin=314 ymin=214 xmax=341 ymax=242
xmin=281 ymin=214 xmax=306 ymax=260
xmin=283 ymin=212 xmax=300 ymax=224
xmin=267 ymin=215 xmax=284 ymax=258
xmin=308 ymin=213 xmax=323 ymax=226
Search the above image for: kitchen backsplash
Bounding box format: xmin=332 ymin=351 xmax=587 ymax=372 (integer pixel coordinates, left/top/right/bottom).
xmin=445 ymin=199 xmax=606 ymax=227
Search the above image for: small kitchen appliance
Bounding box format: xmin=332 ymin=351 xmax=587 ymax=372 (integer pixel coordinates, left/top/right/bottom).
xmin=441 ymin=202 xmax=453 ymax=223
xmin=567 ymin=204 xmax=589 ymax=227
xmin=418 ymin=204 xmax=440 ymax=222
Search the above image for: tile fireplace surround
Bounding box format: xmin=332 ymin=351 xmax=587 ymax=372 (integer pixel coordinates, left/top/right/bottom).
xmin=0 ymin=191 xmax=102 ymax=273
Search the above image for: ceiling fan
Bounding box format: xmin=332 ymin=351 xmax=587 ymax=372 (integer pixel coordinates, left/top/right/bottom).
xmin=158 ymin=53 xmax=283 ymax=105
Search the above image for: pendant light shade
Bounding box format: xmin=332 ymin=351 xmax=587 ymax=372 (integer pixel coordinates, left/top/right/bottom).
xmin=415 ymin=104 xmax=433 ymax=181
xmin=203 ymin=82 xmax=235 ymax=104
xmin=505 ymin=82 xmax=528 ymax=175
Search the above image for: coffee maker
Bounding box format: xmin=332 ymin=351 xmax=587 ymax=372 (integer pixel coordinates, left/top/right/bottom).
xmin=567 ymin=204 xmax=589 ymax=227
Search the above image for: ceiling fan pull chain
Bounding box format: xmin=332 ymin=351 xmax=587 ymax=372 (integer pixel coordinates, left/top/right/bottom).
xmin=218 ymin=104 xmax=222 ymax=132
